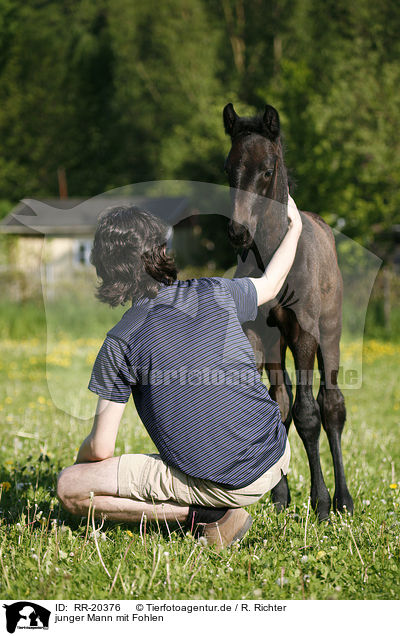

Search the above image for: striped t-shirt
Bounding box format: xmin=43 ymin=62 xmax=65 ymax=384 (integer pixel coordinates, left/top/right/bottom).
xmin=88 ymin=277 xmax=287 ymax=488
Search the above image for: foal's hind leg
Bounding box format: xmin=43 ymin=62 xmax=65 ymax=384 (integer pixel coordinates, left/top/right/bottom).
xmin=246 ymin=326 xmax=292 ymax=512
xmin=317 ymin=332 xmax=354 ymax=514
xmin=266 ymin=338 xmax=293 ymax=512
xmin=291 ymin=330 xmax=331 ymax=521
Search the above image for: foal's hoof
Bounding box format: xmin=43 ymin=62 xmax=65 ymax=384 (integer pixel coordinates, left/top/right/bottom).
xmin=333 ymin=490 xmax=354 ymax=515
xmin=312 ymin=491 xmax=331 ymax=522
xmin=315 ymin=503 xmax=331 ymax=522
xmin=271 ymin=475 xmax=291 ymax=513
xmin=317 ymin=511 xmax=331 ymax=523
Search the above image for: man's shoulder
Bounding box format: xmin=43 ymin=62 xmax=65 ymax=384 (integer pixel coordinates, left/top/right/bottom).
xmin=107 ymin=302 xmax=150 ymax=345
xmin=106 ymin=277 xmax=233 ymax=342
xmin=156 ymin=277 xmax=228 ymax=301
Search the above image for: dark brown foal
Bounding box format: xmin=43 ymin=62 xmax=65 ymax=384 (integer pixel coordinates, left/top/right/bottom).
xmin=223 ymin=102 xmax=353 ymax=520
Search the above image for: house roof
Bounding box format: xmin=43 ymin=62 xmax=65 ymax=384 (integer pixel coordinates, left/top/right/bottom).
xmin=0 ymin=196 xmax=188 ymax=236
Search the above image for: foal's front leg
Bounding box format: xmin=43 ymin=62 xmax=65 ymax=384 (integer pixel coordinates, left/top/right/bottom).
xmin=291 ymin=331 xmax=331 ymax=521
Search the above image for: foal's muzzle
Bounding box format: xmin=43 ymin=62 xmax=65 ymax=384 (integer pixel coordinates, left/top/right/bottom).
xmin=228 ymin=219 xmax=253 ymax=249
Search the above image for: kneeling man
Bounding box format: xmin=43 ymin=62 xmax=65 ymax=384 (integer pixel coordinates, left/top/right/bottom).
xmin=57 ymin=196 xmax=302 ymax=550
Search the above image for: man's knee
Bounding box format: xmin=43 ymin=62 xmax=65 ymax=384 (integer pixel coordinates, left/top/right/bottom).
xmin=57 ymin=465 xmax=81 ymax=514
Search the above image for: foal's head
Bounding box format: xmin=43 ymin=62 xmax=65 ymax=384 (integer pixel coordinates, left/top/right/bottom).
xmin=223 ymin=103 xmax=288 ymax=253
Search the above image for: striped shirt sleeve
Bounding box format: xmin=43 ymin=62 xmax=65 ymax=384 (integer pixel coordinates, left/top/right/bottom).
xmin=88 ymin=335 xmax=135 ymax=403
xmin=218 ymin=277 xmax=258 ymax=324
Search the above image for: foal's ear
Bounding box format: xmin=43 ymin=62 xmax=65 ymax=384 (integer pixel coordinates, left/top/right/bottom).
xmin=263 ymin=104 xmax=280 ymax=141
xmin=223 ymin=103 xmax=239 ymax=136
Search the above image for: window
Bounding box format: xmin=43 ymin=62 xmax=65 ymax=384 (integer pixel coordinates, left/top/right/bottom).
xmin=74 ymin=239 xmax=92 ymax=266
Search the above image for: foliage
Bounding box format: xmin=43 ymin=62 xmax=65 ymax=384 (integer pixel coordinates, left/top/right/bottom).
xmin=0 ymin=0 xmax=399 ymax=246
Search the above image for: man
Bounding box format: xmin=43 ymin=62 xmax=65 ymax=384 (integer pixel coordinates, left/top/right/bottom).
xmin=57 ymin=195 xmax=302 ymax=550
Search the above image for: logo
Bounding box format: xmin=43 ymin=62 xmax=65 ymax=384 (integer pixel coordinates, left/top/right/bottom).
xmin=3 ymin=603 xmax=50 ymax=634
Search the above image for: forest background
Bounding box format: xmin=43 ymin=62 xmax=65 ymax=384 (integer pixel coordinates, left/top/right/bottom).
xmin=0 ymin=0 xmax=399 ymax=244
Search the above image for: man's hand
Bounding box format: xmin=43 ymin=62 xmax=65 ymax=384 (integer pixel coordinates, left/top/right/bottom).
xmin=75 ymin=398 xmax=127 ymax=463
xmin=287 ymin=193 xmax=302 ymax=235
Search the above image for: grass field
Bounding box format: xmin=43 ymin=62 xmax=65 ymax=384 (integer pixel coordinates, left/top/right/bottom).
xmin=0 ymin=329 xmax=399 ymax=600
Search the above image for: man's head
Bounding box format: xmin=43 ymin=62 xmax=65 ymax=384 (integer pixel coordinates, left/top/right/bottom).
xmin=90 ymin=205 xmax=178 ymax=307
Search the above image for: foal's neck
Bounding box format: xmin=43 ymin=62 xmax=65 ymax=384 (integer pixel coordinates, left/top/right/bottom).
xmin=255 ymin=179 xmax=289 ymax=269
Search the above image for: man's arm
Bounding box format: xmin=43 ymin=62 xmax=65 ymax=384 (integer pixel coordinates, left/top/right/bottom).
xmin=249 ymin=194 xmax=303 ymax=306
xmin=75 ymin=398 xmax=126 ymax=463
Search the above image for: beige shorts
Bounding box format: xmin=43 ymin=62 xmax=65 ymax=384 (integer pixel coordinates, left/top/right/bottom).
xmin=117 ymin=440 xmax=290 ymax=508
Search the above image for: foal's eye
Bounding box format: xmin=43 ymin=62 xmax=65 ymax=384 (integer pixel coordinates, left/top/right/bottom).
xmin=264 ymin=169 xmax=274 ymax=178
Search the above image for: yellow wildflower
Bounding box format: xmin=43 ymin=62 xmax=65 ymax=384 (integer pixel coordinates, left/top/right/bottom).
xmin=126 ymin=530 xmax=133 ymax=538
xmin=1 ymin=482 xmax=11 ymax=492
xmin=5 ymin=397 xmax=12 ymax=404
xmin=86 ymin=352 xmax=97 ymax=366
xmin=389 ymin=483 xmax=398 ymax=489
xmin=316 ymin=550 xmax=326 ymax=559
xmin=37 ymin=396 xmax=46 ymax=404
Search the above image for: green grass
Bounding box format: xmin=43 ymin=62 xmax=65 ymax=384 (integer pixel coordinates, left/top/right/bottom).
xmin=0 ymin=332 xmax=399 ymax=600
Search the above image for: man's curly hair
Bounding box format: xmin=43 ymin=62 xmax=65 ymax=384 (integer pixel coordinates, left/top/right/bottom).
xmin=90 ymin=205 xmax=178 ymax=307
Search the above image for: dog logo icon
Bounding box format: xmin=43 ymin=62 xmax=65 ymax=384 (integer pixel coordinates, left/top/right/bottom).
xmin=3 ymin=602 xmax=50 ymax=633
